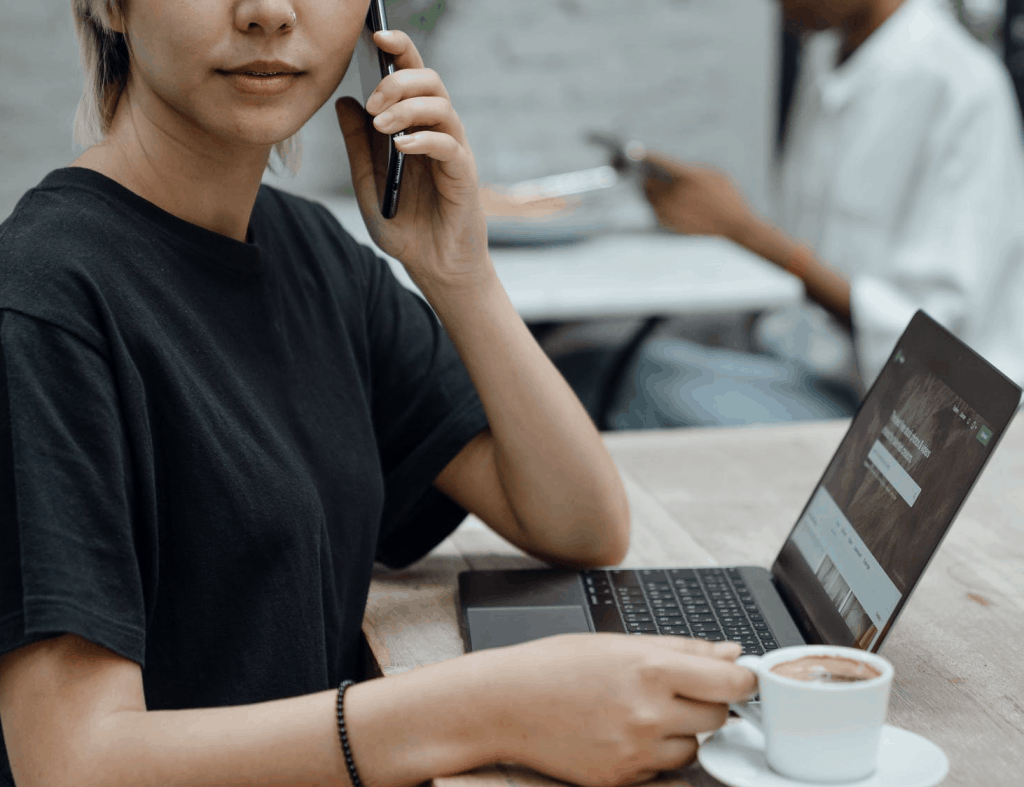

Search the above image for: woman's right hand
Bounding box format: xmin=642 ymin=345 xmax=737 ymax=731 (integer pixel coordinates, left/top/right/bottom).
xmin=476 ymin=633 xmax=756 ymax=786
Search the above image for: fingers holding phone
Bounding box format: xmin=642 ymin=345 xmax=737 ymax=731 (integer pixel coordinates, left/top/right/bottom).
xmin=336 ymin=23 xmax=488 ymax=290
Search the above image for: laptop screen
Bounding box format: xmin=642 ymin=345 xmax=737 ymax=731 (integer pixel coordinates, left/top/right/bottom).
xmin=772 ymin=312 xmax=1021 ymax=651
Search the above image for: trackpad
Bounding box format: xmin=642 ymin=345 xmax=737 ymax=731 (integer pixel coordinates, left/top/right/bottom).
xmin=466 ymin=605 xmax=591 ymax=651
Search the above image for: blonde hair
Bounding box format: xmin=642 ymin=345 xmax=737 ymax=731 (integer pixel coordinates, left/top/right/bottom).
xmin=71 ymin=0 xmax=301 ymax=174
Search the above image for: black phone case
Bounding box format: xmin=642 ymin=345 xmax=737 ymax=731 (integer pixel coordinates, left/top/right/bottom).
xmin=356 ymin=0 xmax=405 ymax=218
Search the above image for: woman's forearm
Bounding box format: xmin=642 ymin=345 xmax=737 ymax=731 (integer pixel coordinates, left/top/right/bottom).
xmin=420 ymin=265 xmax=631 ymax=567
xmin=53 ymin=661 xmax=501 ymax=787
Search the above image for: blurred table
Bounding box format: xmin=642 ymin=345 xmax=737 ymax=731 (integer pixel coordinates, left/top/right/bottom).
xmin=323 ymin=197 xmax=802 ymax=321
xmin=363 ymin=419 xmax=1024 ymax=787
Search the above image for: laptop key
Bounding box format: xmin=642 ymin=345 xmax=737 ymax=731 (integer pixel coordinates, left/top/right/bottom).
xmin=659 ymin=626 xmax=691 ymax=636
xmin=742 ymin=644 xmax=765 ymax=655
xmin=611 ymin=570 xmax=642 ymax=586
xmin=589 ymin=601 xmax=626 ymax=634
xmin=728 ymin=636 xmax=759 ymax=646
xmin=627 ymin=622 xmax=657 ymax=632
xmin=690 ymin=622 xmax=722 ymax=633
xmin=760 ymin=638 xmax=779 ymax=650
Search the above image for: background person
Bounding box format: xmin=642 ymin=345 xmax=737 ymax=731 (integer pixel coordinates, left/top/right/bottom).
xmin=0 ymin=2 xmax=756 ymax=787
xmin=643 ymin=0 xmax=1024 ymax=399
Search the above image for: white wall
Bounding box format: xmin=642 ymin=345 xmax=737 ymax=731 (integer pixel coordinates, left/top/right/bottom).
xmin=1 ymin=2 xmax=83 ymax=222
xmin=427 ymin=0 xmax=779 ymax=214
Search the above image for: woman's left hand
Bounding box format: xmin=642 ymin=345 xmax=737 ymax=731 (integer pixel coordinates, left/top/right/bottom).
xmin=335 ymin=30 xmax=489 ymax=293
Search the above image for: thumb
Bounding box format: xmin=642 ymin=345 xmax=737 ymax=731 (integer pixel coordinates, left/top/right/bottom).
xmin=642 ymin=149 xmax=687 ymax=185
xmin=335 ymin=96 xmax=379 ymax=215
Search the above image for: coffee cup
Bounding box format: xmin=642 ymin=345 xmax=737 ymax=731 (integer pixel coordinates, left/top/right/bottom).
xmin=729 ymin=645 xmax=894 ymax=783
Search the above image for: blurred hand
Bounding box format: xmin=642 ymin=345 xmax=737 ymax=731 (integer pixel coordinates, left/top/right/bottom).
xmin=479 ymin=633 xmax=756 ymax=787
xmin=643 ymin=151 xmax=756 ymax=244
xmin=335 ymin=30 xmax=489 ymax=293
xmin=478 ymin=185 xmax=577 ymax=221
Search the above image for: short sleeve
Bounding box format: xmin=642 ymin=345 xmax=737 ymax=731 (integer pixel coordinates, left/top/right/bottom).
xmin=359 ymin=257 xmax=489 ymax=568
xmin=0 ymin=311 xmax=145 ymax=662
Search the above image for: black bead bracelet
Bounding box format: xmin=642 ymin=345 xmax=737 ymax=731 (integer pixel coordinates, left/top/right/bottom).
xmin=336 ymin=679 xmax=365 ymax=787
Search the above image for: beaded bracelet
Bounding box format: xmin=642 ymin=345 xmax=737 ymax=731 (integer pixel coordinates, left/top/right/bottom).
xmin=336 ymin=680 xmax=365 ymax=787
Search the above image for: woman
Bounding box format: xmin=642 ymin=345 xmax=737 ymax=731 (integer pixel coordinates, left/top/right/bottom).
xmin=0 ymin=2 xmax=755 ymax=786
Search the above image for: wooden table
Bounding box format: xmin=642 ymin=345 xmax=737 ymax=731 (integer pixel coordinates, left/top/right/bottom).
xmin=363 ymin=419 xmax=1024 ymax=787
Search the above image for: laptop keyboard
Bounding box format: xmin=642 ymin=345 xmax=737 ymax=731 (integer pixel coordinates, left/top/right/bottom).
xmin=583 ymin=567 xmax=780 ymax=655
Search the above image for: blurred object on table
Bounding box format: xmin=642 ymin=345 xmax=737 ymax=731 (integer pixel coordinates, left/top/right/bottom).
xmin=482 ymin=132 xmax=654 ymax=245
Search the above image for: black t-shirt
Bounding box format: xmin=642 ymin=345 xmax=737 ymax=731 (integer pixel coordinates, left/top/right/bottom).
xmin=0 ymin=168 xmax=488 ymax=785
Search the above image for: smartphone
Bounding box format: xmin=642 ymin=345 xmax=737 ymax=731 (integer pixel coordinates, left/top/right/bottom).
xmin=585 ymin=132 xmax=646 ymax=178
xmin=354 ymin=0 xmax=405 ymax=219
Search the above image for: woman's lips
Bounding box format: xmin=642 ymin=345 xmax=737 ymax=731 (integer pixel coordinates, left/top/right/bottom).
xmin=220 ymin=70 xmax=303 ymax=96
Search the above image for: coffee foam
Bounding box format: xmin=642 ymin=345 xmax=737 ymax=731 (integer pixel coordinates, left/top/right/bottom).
xmin=770 ymin=654 xmax=882 ymax=683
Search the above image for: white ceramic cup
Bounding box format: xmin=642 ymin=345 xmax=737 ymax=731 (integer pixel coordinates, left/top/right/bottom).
xmin=729 ymin=645 xmax=894 ymax=783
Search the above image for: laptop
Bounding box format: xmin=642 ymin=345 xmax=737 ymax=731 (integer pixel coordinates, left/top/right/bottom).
xmin=458 ymin=311 xmax=1022 ymax=655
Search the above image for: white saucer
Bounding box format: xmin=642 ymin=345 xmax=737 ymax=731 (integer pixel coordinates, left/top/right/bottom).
xmin=698 ymin=719 xmax=949 ymax=787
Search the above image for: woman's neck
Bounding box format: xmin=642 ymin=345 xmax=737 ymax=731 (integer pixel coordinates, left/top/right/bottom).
xmin=73 ymin=100 xmax=272 ymax=243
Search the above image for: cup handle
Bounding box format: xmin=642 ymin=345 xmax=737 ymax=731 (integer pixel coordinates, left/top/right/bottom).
xmin=729 ymin=654 xmax=764 ymax=732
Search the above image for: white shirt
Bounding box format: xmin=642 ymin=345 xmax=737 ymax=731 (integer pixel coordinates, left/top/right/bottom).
xmin=778 ymin=0 xmax=1024 ymax=388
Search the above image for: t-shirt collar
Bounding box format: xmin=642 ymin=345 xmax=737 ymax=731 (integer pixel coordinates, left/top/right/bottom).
xmin=809 ymin=0 xmax=939 ymax=112
xmin=44 ymin=167 xmax=268 ymax=275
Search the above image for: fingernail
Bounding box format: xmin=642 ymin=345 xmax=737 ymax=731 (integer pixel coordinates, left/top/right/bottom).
xmin=714 ymin=642 xmax=742 ymax=657
xmin=373 ymin=110 xmax=393 ymax=130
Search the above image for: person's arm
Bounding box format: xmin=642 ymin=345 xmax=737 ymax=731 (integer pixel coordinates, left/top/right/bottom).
xmin=642 ymin=152 xmax=851 ymax=326
xmin=734 ymin=215 xmax=851 ymax=326
xmin=428 ymin=281 xmax=630 ymax=568
xmin=0 ymin=633 xmax=755 ymax=787
xmin=336 ymin=31 xmax=629 ymax=568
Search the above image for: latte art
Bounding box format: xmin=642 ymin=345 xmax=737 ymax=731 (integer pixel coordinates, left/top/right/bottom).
xmin=770 ymin=654 xmax=882 ymax=683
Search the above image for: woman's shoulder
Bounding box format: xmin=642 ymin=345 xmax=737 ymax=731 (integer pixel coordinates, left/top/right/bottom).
xmin=0 ymin=169 xmax=132 ymax=336
xmin=0 ymin=168 xmax=159 ymax=282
